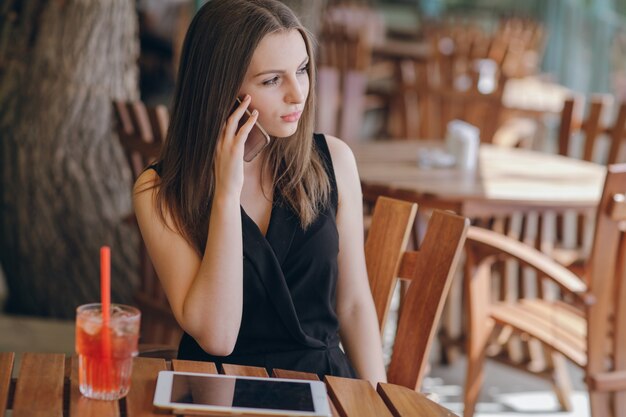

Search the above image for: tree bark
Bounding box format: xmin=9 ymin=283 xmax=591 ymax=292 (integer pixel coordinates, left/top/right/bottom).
xmin=0 ymin=0 xmax=140 ymax=317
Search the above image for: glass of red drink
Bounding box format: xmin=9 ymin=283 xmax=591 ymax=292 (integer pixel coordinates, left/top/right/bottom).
xmin=75 ymin=303 xmax=141 ymax=400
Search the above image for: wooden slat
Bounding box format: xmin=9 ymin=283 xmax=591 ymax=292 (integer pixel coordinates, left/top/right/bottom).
xmin=13 ymin=352 xmax=64 ymax=417
xmin=272 ymin=369 xmax=319 ymax=380
xmin=558 ymin=98 xmax=576 ymax=156
xmin=611 ymin=225 xmax=626 ymax=415
xmin=170 ymin=361 xmax=218 ymax=417
xmin=377 ymin=383 xmax=456 ymax=417
xmin=125 ymin=357 xmax=167 ymax=417
xmin=0 ymin=352 xmax=14 ymax=415
xmin=588 ymin=370 xmax=626 ymax=392
xmin=171 ymin=360 xmax=218 ymax=374
xmin=581 ymin=98 xmax=605 ymax=162
xmin=325 ymin=375 xmax=393 ymax=417
xmin=607 ymin=102 xmax=626 ymax=164
xmin=520 ymin=300 xmax=586 ymax=338
xmin=272 ymin=369 xmax=340 ymax=417
xmin=69 ymin=356 xmax=119 ymax=417
xmin=609 ymin=193 xmax=626 ymax=221
xmin=221 ymin=364 xmax=268 ymax=377
xmin=491 ymin=304 xmax=586 ymax=367
xmin=387 ymin=210 xmax=468 ymax=391
xmin=364 ymin=196 xmax=417 ymax=331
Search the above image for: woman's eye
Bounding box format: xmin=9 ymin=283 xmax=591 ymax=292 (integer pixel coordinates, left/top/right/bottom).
xmin=263 ymin=76 xmax=280 ymax=86
xmin=296 ymin=65 xmax=308 ymax=75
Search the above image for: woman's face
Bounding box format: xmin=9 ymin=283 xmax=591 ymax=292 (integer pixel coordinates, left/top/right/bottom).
xmin=239 ymin=29 xmax=310 ymax=138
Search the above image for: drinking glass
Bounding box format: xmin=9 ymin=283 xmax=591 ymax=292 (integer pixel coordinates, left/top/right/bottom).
xmin=75 ymin=303 xmax=141 ymax=400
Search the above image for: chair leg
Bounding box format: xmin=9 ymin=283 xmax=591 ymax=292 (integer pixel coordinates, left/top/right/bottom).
xmin=589 ymin=391 xmax=611 ymax=417
xmin=547 ymin=351 xmax=573 ymax=412
xmin=464 ymin=325 xmax=491 ymax=417
xmin=615 ymin=391 xmax=626 ymax=417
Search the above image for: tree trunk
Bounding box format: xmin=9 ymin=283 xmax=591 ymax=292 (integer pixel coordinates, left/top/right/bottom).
xmin=0 ymin=0 xmax=140 ymax=318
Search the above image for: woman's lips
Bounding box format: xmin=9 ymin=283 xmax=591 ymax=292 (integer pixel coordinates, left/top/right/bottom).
xmin=281 ymin=111 xmax=302 ymax=122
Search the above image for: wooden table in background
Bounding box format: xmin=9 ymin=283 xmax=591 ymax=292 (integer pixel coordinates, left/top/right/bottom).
xmin=354 ymin=140 xmax=605 ymax=363
xmin=354 ymin=140 xmax=605 ymax=217
xmin=0 ymin=352 xmax=455 ymax=417
xmin=502 ymin=76 xmax=572 ymax=117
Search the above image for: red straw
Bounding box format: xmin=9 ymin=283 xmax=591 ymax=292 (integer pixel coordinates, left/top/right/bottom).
xmin=100 ymin=246 xmax=111 ymax=325
xmin=100 ymin=246 xmax=112 ymax=391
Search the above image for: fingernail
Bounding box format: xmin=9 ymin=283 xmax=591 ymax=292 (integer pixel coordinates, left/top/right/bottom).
xmin=252 ymin=109 xmax=258 ymax=116
xmin=245 ymin=94 xmax=251 ymax=101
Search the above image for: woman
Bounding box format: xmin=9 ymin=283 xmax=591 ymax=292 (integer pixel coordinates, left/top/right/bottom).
xmin=134 ymin=0 xmax=386 ymax=384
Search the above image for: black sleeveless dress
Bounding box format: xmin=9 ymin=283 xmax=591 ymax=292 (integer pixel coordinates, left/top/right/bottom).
xmin=153 ymin=134 xmax=356 ymax=379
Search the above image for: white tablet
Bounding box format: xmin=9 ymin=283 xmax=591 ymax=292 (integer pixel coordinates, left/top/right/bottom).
xmin=153 ymin=370 xmax=332 ymax=416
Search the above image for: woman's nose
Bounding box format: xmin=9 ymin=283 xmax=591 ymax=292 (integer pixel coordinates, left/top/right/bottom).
xmin=285 ymin=79 xmax=306 ymax=104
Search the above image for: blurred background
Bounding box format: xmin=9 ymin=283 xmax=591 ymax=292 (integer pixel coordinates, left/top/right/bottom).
xmin=2 ymin=1 xmax=626 ymax=415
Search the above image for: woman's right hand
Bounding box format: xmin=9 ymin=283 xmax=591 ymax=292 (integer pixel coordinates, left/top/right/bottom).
xmin=213 ymin=94 xmax=259 ymax=199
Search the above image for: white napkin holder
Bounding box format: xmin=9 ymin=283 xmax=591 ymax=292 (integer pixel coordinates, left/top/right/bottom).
xmin=445 ymin=120 xmax=480 ymax=170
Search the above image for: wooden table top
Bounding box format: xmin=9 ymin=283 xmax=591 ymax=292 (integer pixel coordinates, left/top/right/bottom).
xmin=502 ymin=76 xmax=572 ymax=116
xmin=0 ymin=352 xmax=456 ymax=417
xmin=353 ymin=140 xmax=606 ymax=216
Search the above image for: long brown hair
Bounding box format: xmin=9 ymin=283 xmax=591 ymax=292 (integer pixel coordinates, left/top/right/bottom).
xmin=154 ymin=0 xmax=330 ymax=253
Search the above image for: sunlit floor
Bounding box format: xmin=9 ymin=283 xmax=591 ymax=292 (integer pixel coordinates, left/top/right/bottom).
xmin=427 ymin=356 xmax=590 ymax=417
xmin=0 ymin=313 xmax=590 ymax=417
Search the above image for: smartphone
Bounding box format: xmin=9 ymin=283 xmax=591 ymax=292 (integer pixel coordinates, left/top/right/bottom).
xmin=235 ymin=97 xmax=271 ymax=162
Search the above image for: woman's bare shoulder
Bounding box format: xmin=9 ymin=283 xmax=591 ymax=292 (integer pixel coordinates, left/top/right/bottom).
xmin=322 ymin=134 xmax=356 ymax=168
xmin=133 ymin=168 xmax=159 ymax=197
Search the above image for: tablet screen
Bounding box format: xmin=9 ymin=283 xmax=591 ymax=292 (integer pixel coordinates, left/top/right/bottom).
xmin=170 ymin=374 xmax=315 ymax=412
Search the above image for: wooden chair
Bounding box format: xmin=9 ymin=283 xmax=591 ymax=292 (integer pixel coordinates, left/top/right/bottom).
xmin=112 ymin=101 xmax=182 ymax=351
xmin=463 ymin=164 xmax=626 ymax=417
xmin=389 ymin=37 xmax=507 ymax=142
xmin=550 ymin=97 xmax=626 ymax=272
xmin=316 ymin=4 xmax=387 ymax=143
xmin=365 ymin=196 xmax=469 ymax=390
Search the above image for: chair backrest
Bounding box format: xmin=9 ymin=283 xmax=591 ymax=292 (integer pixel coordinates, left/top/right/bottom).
xmin=316 ymin=9 xmax=377 ymax=143
xmin=394 ymin=46 xmax=507 ymax=141
xmin=365 ymin=197 xmax=469 ymax=390
xmin=607 ymin=101 xmax=626 ymax=165
xmin=113 ymin=101 xmax=168 ymax=180
xmin=558 ymin=95 xmax=610 ymax=163
xmin=556 ymin=97 xmax=626 ymax=259
xmin=585 ymin=164 xmax=626 ymax=388
xmin=112 ymin=100 xmax=182 ymax=347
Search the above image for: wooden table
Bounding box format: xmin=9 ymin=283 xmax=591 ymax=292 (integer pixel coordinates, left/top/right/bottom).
xmin=502 ymin=76 xmax=572 ymax=117
xmin=354 ymin=140 xmax=605 ymax=217
xmin=355 ymin=140 xmax=605 ymax=364
xmin=0 ymin=352 xmax=456 ymax=417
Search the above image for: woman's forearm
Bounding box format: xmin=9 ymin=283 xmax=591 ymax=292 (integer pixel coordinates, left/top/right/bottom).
xmin=182 ymin=194 xmax=244 ymax=355
xmin=339 ymin=303 xmax=388 ymax=386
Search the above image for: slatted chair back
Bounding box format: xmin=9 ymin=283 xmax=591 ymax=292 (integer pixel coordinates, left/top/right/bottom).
xmin=316 ymin=9 xmax=378 ymax=143
xmin=606 ymin=101 xmax=626 ymax=164
xmin=112 ymin=101 xmax=182 ymax=348
xmin=113 ymin=101 xmax=168 ymax=181
xmin=554 ymin=97 xmax=626 ymax=274
xmin=365 ymin=197 xmax=469 ymax=391
xmin=558 ymin=95 xmax=612 ymax=163
xmin=394 ymin=52 xmax=506 ymax=142
xmin=585 ymin=164 xmax=626 ymax=415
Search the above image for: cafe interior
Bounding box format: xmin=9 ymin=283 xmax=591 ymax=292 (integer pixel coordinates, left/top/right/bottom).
xmin=2 ymin=0 xmax=626 ymax=416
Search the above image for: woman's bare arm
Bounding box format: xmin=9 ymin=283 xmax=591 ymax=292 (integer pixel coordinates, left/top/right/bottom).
xmin=133 ymin=97 xmax=259 ymax=356
xmin=325 ymin=135 xmax=387 ymax=385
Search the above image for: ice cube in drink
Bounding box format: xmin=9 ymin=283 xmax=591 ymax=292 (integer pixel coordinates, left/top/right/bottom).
xmin=75 ymin=303 xmax=140 ymax=400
